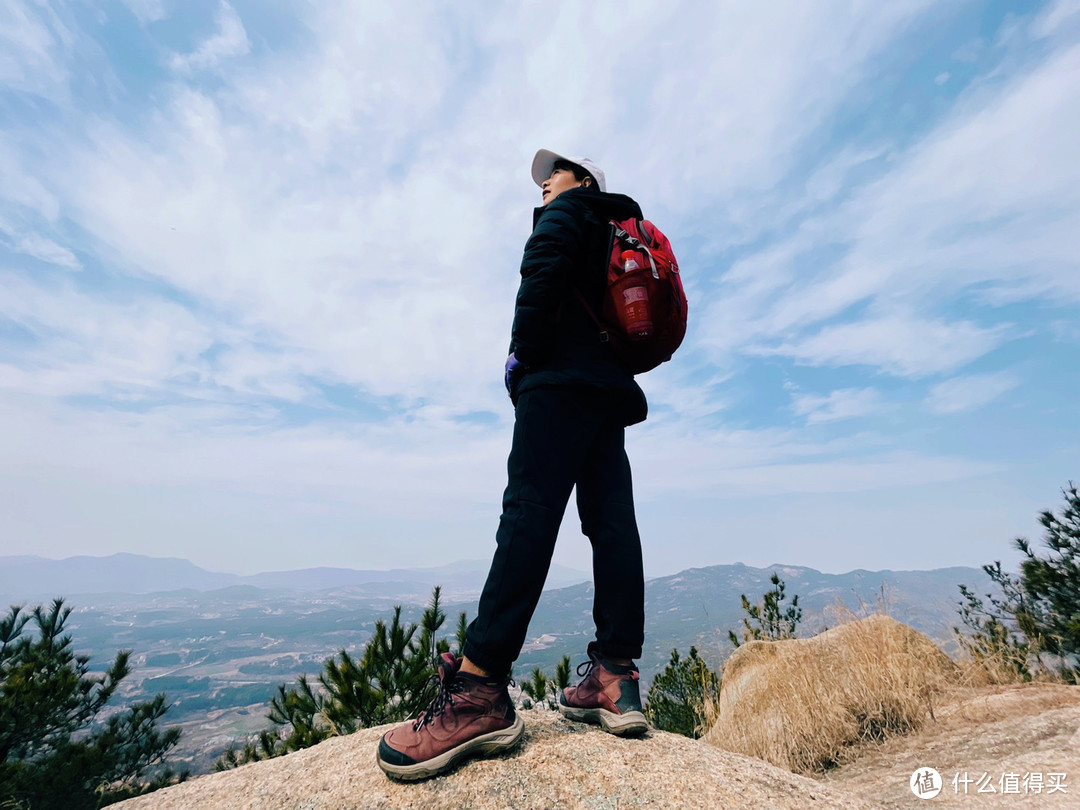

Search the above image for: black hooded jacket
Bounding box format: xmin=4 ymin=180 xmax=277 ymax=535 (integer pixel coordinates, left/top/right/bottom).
xmin=508 ymin=185 xmax=648 ymax=426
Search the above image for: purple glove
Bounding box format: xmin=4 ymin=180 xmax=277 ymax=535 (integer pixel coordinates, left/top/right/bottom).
xmin=504 ymin=353 xmax=526 ymax=396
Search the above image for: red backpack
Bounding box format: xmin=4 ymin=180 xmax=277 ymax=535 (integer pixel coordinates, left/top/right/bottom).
xmin=576 ymin=218 xmax=688 ymax=374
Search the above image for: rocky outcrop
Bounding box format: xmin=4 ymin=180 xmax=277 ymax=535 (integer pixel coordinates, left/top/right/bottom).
xmin=114 ymin=709 xmax=880 ymax=810
xmin=821 ymin=683 xmax=1080 ymax=808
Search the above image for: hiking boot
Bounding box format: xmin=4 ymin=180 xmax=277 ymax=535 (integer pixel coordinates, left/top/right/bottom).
xmin=558 ymin=642 xmax=648 ymax=736
xmin=377 ymin=653 xmax=525 ymax=781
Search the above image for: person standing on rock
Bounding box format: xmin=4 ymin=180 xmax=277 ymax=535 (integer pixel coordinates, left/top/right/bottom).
xmin=377 ymin=149 xmax=650 ymax=781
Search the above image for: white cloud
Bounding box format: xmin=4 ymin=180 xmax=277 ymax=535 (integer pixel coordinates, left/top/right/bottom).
xmin=761 ymin=315 xmax=1005 ymax=377
xmin=1030 ymin=0 xmax=1080 ymax=39
xmin=629 ymin=415 xmax=991 ymax=498
xmin=638 ymin=367 xmax=735 ymax=423
xmin=0 ymin=219 xmax=80 ymax=270
xmin=925 ymin=372 xmax=1019 ymax=414
xmin=791 ymin=388 xmax=886 ymax=424
xmin=50 ymin=102 xmax=513 ymax=409
xmin=0 ymin=380 xmax=512 ymax=568
xmin=603 ymin=2 xmax=939 ymax=224
xmin=802 ymin=146 xmax=887 ymax=206
xmin=0 ymin=1 xmax=71 ymax=100
xmin=15 ymin=1 xmax=968 ymax=420
xmin=169 ymin=2 xmax=249 ymax=74
xmin=698 ymin=237 xmax=811 ymax=358
xmin=0 ymin=272 xmax=214 ymax=398
xmin=810 ymin=40 xmax=1080 ymax=312
xmin=698 ymin=33 xmax=1080 ymax=379
xmin=39 ymin=4 xmax=532 ymax=413
xmin=0 ymin=381 xmax=985 ymax=548
xmin=687 ymin=452 xmax=993 ymax=497
xmin=1049 ymin=319 xmax=1080 ymax=343
xmin=0 ymin=140 xmax=62 ymax=220
xmin=11 ymin=234 xmax=79 ymax=270
xmin=121 ymin=0 xmax=166 ymax=25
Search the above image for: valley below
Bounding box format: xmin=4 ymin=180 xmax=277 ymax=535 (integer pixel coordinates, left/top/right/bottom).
xmin=1 ymin=555 xmax=995 ymax=775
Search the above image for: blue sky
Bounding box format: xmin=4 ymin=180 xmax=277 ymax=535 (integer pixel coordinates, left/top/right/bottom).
xmin=1 ymin=0 xmax=1078 ymax=578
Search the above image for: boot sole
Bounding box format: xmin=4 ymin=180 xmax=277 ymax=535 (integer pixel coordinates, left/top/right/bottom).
xmin=558 ymin=703 xmax=648 ymax=736
xmin=376 ymin=715 xmax=525 ymax=781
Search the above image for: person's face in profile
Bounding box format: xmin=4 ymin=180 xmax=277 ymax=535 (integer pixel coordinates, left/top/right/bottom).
xmin=541 ymin=166 xmax=586 ymax=205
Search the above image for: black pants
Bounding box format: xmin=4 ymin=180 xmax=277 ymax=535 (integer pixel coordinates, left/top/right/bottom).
xmin=463 ymin=385 xmax=645 ymax=678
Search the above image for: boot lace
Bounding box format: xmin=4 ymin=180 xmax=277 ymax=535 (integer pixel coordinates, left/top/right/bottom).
xmin=412 ymin=674 xmax=464 ymax=731
xmin=576 ymin=656 xmax=598 ymax=681
xmin=411 ymin=673 xmax=515 ymax=731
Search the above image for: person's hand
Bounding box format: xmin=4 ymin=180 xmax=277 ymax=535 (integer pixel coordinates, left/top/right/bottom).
xmin=504 ymin=353 xmax=526 ymax=396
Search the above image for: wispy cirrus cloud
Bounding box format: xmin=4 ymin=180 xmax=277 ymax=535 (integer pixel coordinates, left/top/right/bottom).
xmin=761 ymin=315 xmax=1007 ymax=378
xmin=0 ymin=218 xmax=79 ymax=270
xmin=169 ymin=2 xmax=250 ymax=74
xmin=1030 ymin=0 xmax=1080 ymax=39
xmin=699 ymin=29 xmax=1080 ymax=384
xmin=791 ymin=388 xmax=887 ymax=425
xmin=0 ymin=1 xmax=72 ymax=100
xmin=121 ymin=0 xmax=167 ymax=26
xmin=0 ymin=274 xmax=214 ymax=399
xmin=924 ymin=372 xmax=1020 ymax=415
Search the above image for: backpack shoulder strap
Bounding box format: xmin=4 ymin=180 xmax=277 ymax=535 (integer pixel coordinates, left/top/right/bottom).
xmin=571 ymin=285 xmax=611 ymax=343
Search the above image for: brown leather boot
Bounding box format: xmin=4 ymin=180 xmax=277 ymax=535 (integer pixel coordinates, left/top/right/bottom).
xmin=558 ymin=642 xmax=648 ymax=736
xmin=377 ymin=653 xmax=524 ymax=781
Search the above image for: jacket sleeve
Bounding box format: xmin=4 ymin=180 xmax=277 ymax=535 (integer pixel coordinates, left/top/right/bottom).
xmin=509 ymin=196 xmax=586 ymax=366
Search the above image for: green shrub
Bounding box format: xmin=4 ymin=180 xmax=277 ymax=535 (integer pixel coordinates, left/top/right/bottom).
xmin=957 ymin=482 xmax=1080 ymax=682
xmin=0 ymin=599 xmax=186 ymax=809
xmin=216 ymin=587 xmax=458 ymax=769
xmin=519 ymin=656 xmax=570 ymax=710
xmin=644 ymin=646 xmax=719 ymax=738
xmin=728 ymin=572 xmax=802 ymax=647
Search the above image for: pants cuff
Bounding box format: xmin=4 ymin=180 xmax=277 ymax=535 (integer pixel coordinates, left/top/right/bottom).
xmin=597 ymin=641 xmax=643 ymax=662
xmin=462 ymin=639 xmax=511 ymax=680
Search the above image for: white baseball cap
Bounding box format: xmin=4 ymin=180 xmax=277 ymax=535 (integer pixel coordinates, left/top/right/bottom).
xmin=531 ymin=148 xmax=606 ymax=193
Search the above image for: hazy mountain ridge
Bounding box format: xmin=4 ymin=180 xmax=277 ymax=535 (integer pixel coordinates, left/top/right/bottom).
xmin=514 ymin=561 xmax=994 ymax=680
xmin=1 ymin=555 xmax=993 ymax=672
xmin=0 ymin=553 xmax=592 ymax=601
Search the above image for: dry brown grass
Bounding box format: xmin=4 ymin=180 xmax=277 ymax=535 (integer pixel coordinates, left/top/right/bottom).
xmin=950 ymin=636 xmax=1073 ymax=690
xmin=953 ymin=649 xmax=1030 ymax=689
xmin=704 ymin=614 xmax=960 ymax=774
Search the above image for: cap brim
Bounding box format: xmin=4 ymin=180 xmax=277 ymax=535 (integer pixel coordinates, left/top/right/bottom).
xmin=531 ymin=148 xmax=567 ymax=187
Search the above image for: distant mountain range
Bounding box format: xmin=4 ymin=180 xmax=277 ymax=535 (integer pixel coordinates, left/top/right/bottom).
xmin=0 ymin=552 xmax=996 ymax=671
xmin=516 ymin=561 xmax=995 ymax=679
xmin=0 ymin=553 xmax=593 ymax=601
